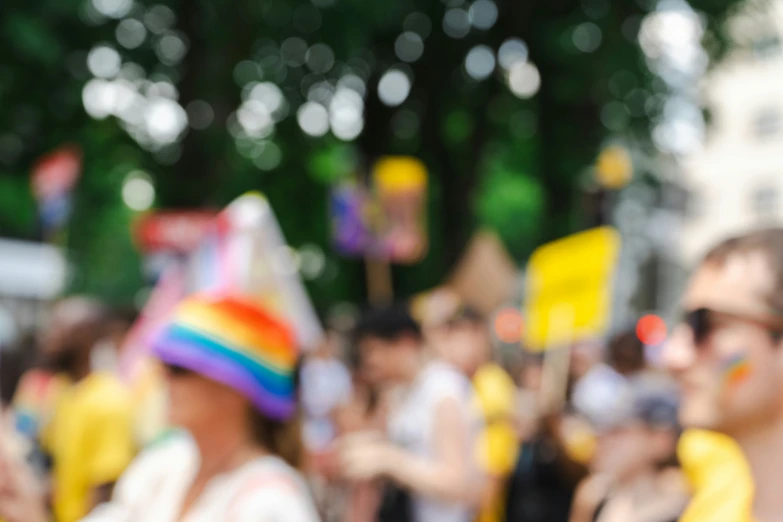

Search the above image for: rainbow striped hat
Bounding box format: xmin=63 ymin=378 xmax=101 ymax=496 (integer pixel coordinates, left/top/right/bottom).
xmin=152 ymin=293 xmax=299 ymax=421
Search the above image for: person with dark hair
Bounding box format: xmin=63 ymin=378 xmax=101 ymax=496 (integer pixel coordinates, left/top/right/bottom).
xmin=301 ymin=329 xmax=351 ymax=457
xmin=0 ymin=293 xmax=320 ymax=522
xmin=607 ymin=331 xmax=647 ymax=377
xmin=339 ymin=302 xmax=484 ymax=522
xmin=0 ymin=339 xmax=32 ymax=485
xmin=300 ymin=328 xmax=352 ymax=521
xmin=569 ymin=378 xmax=688 ymax=522
xmin=423 ymin=298 xmax=519 ymax=522
xmin=1 ymin=345 xmax=25 ymax=408
xmin=662 ymin=228 xmax=783 ymax=522
xmin=7 ymin=297 xmax=136 ymax=522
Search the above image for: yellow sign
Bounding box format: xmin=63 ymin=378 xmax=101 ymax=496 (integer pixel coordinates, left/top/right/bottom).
xmin=371 ymin=156 xmax=428 ymax=264
xmin=595 ymin=145 xmax=632 ymax=189
xmin=524 ymin=226 xmax=620 ymax=350
xmin=373 ymin=156 xmax=427 ymax=194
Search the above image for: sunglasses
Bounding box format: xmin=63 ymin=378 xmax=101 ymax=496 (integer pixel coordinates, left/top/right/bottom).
xmin=163 ymin=363 xmax=193 ymax=377
xmin=682 ymin=307 xmax=783 ymax=345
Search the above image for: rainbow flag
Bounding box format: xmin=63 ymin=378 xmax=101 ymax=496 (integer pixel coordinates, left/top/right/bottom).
xmin=12 ymin=370 xmax=68 ymax=440
xmin=723 ymin=353 xmax=751 ymax=387
xmin=120 ymin=192 xmax=323 ymax=382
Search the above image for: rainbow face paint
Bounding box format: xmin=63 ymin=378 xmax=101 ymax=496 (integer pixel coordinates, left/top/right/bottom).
xmin=722 ymin=353 xmax=752 ymax=387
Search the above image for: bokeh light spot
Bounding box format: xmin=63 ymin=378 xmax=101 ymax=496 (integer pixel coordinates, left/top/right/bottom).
xmin=469 ymin=0 xmax=498 ymax=30
xmin=87 ymin=45 xmax=122 ymax=79
xmin=404 ymin=12 xmax=433 ymax=39
xmin=637 ymin=314 xmax=667 ymax=346
xmin=144 ymin=5 xmax=176 ymax=34
xmin=498 ymin=38 xmax=528 ymax=70
xmin=122 ymin=172 xmax=155 ymax=211
xmin=144 ymin=98 xmax=188 ymax=144
xmin=443 ymin=8 xmax=471 ymax=39
xmin=253 ymin=141 xmax=283 ymax=171
xmin=116 ymin=19 xmax=147 ymax=49
xmin=92 ymin=0 xmax=133 ymax=19
xmin=306 ymin=43 xmax=335 ymax=74
xmin=156 ymin=33 xmax=188 ymax=66
xmin=330 ymin=88 xmax=364 ymax=140
xmin=395 ymin=32 xmax=425 ymax=63
xmin=297 ymin=102 xmax=330 ymax=137
xmin=299 ymin=244 xmax=326 ymax=280
xmin=465 ymin=45 xmax=496 ymax=80
xmin=572 ymin=22 xmax=603 ymax=53
xmin=508 ymin=62 xmax=540 ymax=98
xmin=494 ymin=308 xmax=524 ymax=344
xmin=281 ymin=37 xmax=308 ymax=67
xmin=378 ymin=70 xmax=411 ymax=107
xmin=237 ymin=100 xmax=274 ymax=138
xmin=338 ymin=74 xmax=366 ymax=97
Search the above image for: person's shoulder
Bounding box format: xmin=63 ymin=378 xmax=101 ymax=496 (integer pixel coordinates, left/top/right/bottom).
xmin=131 ymin=430 xmax=194 ymax=471
xmin=13 ymin=369 xmax=64 ymax=401
xmin=76 ymin=372 xmax=134 ymax=415
xmin=107 ymin=430 xmax=195 ymax=503
xmin=421 ymin=361 xmax=473 ymax=407
xmin=677 ymin=429 xmax=750 ymax=489
xmin=424 ymin=361 xmax=471 ymax=389
xmin=80 ymin=372 xmax=132 ymax=400
xmin=241 ymin=457 xmax=307 ymax=494
xmin=230 ymin=458 xmax=319 ymax=521
xmin=474 ymin=363 xmax=515 ymax=392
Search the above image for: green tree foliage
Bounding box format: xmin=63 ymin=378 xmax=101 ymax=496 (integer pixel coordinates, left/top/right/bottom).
xmin=0 ymin=0 xmax=743 ymax=306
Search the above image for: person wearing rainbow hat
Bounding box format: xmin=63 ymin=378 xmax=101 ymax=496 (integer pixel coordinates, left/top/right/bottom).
xmin=0 ymin=293 xmax=320 ymax=522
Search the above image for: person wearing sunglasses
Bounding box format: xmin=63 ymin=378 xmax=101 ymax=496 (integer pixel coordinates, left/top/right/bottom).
xmin=0 ymin=293 xmax=320 ymax=522
xmin=663 ymin=228 xmax=783 ymax=522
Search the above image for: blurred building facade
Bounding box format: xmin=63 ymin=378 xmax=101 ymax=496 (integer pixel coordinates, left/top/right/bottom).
xmin=679 ymin=0 xmax=783 ymax=264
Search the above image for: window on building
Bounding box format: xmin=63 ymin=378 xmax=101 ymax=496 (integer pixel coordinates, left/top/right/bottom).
xmin=751 ymin=185 xmax=779 ymax=220
xmin=753 ymin=109 xmax=782 ymax=139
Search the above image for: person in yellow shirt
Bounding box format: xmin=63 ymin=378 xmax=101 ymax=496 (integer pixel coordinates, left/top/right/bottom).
xmin=426 ymin=302 xmax=519 ymax=522
xmin=473 ymin=363 xmax=519 ymax=522
xmin=36 ymin=297 xmax=136 ymax=522
xmin=677 ymin=429 xmax=753 ymax=522
xmin=662 ymin=229 xmax=783 ymax=522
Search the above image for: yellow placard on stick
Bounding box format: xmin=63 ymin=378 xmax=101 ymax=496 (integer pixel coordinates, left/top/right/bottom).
xmin=524 ymin=226 xmax=621 ymax=351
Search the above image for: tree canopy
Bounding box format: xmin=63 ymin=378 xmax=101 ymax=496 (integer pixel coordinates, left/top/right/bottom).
xmin=0 ymin=0 xmax=743 ymax=308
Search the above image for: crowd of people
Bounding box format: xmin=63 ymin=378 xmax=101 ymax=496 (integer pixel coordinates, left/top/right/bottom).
xmin=1 ymin=226 xmax=783 ymax=521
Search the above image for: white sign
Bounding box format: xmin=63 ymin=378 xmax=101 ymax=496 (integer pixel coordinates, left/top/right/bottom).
xmin=0 ymin=239 xmax=68 ymax=299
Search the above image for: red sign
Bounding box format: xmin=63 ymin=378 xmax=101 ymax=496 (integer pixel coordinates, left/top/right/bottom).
xmin=31 ymin=146 xmax=82 ymax=201
xmin=133 ymin=211 xmax=217 ymax=253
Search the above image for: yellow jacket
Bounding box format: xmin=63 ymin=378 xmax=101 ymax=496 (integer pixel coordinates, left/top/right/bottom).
xmin=678 ymin=430 xmax=754 ymax=522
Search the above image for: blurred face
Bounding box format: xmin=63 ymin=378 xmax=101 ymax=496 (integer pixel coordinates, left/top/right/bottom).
xmin=592 ymin=423 xmax=669 ymax=479
xmin=570 ymin=340 xmax=603 ymax=380
xmin=520 ymin=363 xmax=543 ymax=391
xmin=358 ymin=335 xmax=418 ymax=385
xmin=38 ymin=299 xmax=102 ymax=372
xmin=163 ymin=364 xmax=249 ymax=433
xmin=428 ymin=319 xmax=489 ymax=375
xmin=663 ymin=254 xmax=783 ymax=437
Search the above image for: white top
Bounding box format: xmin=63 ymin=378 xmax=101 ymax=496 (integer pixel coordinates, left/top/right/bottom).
xmin=571 ymin=363 xmax=628 ymax=424
xmin=81 ymin=432 xmax=321 ymax=522
xmin=387 ymin=361 xmax=480 ymax=522
xmin=300 ymin=357 xmax=352 ymax=451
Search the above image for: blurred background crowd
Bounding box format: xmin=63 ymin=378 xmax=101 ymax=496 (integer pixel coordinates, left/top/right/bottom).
xmin=2 ymin=0 xmax=783 ymax=520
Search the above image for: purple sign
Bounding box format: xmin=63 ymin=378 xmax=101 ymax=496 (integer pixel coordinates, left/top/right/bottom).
xmin=330 ymin=182 xmax=370 ymax=257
